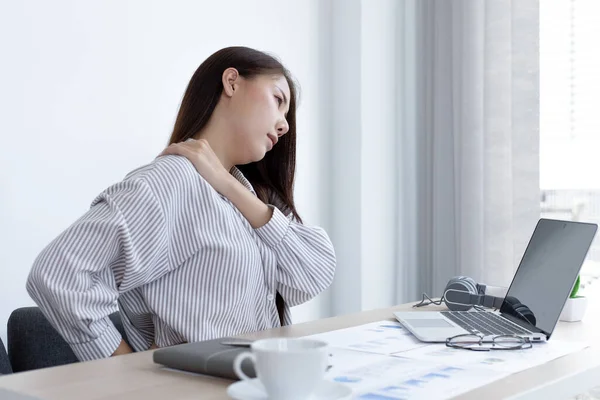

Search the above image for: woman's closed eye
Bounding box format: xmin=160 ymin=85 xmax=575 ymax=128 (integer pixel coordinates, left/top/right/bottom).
xmin=275 ymin=95 xmax=283 ymax=106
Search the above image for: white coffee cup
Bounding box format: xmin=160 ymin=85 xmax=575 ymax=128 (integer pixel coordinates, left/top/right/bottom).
xmin=233 ymin=338 xmax=329 ymax=400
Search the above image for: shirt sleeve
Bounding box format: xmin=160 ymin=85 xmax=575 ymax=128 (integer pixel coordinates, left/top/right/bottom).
xmin=26 ymin=178 xmax=173 ymax=361
xmin=254 ymin=205 xmax=336 ymax=307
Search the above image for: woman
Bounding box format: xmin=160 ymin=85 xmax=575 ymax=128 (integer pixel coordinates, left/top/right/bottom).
xmin=26 ymin=46 xmax=336 ymax=361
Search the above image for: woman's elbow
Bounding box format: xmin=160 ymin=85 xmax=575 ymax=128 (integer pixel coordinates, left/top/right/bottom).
xmin=309 ymin=245 xmax=337 ymax=295
xmin=322 ymin=250 xmax=337 ymax=291
xmin=25 ymin=255 xmax=61 ymax=307
xmin=26 ymin=260 xmax=48 ymax=302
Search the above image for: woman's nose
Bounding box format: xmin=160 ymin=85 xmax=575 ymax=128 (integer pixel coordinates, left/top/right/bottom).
xmin=276 ymin=121 xmax=289 ymax=136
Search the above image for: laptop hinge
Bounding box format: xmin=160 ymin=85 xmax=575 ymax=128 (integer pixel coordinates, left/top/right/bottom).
xmin=482 ymin=295 xmax=504 ymax=309
xmin=501 ymin=312 xmax=546 ymax=336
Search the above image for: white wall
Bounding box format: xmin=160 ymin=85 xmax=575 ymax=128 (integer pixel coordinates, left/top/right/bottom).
xmin=0 ymin=0 xmax=329 ymax=345
xmin=327 ymin=0 xmax=400 ymax=316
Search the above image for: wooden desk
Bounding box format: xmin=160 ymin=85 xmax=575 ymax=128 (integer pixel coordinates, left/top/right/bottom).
xmin=0 ymin=301 xmax=598 ymax=400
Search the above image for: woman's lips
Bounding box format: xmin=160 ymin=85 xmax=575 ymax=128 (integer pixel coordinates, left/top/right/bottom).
xmin=267 ymin=133 xmax=278 ymax=148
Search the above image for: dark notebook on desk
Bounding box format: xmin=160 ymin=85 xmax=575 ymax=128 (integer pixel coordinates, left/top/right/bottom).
xmin=0 ymin=389 xmax=42 ymax=400
xmin=152 ymin=337 xmax=256 ymax=380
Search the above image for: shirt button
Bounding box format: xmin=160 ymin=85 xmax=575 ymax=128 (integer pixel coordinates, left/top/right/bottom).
xmin=267 ymin=294 xmax=274 ymax=301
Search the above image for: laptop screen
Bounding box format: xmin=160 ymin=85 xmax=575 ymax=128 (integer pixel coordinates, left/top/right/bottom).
xmin=500 ymin=219 xmax=597 ymax=336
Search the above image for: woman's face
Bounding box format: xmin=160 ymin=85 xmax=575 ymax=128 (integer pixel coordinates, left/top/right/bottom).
xmin=224 ymin=72 xmax=291 ymax=164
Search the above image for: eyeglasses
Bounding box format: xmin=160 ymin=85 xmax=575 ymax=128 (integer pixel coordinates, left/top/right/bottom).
xmin=446 ymin=334 xmax=533 ymax=351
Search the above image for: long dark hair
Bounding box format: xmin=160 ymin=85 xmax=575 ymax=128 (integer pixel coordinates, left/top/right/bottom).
xmin=169 ymin=46 xmax=301 ymax=223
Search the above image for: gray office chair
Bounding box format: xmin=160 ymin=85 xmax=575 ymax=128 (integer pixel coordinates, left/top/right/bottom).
xmin=7 ymin=307 xmax=128 ymax=372
xmin=0 ymin=337 xmax=12 ymax=375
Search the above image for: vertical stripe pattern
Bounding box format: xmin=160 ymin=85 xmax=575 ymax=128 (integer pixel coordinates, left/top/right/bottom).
xmin=26 ymin=156 xmax=336 ymax=361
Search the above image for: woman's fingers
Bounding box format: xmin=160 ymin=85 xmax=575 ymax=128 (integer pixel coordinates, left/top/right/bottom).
xmin=159 ymin=139 xmax=212 ymax=164
xmin=160 ymin=143 xmax=187 ymax=157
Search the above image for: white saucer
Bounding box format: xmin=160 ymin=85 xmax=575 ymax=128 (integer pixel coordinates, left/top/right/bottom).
xmin=227 ymin=378 xmax=353 ymax=400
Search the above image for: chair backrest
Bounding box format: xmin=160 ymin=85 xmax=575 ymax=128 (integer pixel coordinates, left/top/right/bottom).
xmin=0 ymin=337 xmax=12 ymax=375
xmin=7 ymin=307 xmax=128 ymax=372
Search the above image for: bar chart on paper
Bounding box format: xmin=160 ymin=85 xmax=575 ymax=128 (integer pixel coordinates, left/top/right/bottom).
xmin=352 ymin=365 xmax=501 ymax=399
xmin=306 ymin=321 xmax=427 ymax=355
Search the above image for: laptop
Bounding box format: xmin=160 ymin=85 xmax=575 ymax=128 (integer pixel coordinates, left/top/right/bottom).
xmin=394 ymin=219 xmax=598 ymax=343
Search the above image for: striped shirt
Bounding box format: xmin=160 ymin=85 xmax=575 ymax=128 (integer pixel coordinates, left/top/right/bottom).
xmin=26 ymin=155 xmax=336 ymax=361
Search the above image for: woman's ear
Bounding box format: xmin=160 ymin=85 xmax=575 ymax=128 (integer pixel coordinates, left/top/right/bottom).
xmin=222 ymin=68 xmax=239 ymax=97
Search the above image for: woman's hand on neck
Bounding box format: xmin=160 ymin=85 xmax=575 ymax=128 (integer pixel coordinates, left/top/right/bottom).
xmin=160 ymin=136 xmax=234 ymax=194
xmin=159 ymin=135 xmax=272 ymax=229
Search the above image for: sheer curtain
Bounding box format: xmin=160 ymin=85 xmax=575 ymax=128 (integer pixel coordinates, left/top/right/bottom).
xmin=399 ymin=0 xmax=541 ymax=301
xmin=294 ymin=0 xmax=540 ymax=321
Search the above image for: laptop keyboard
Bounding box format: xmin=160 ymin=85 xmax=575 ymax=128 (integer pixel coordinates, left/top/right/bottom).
xmin=441 ymin=311 xmax=532 ymax=336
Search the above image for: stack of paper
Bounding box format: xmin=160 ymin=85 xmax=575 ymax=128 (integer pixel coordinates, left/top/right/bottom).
xmin=304 ymin=321 xmax=588 ymax=399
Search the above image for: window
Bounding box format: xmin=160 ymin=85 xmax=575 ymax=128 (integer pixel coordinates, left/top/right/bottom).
xmin=540 ymin=0 xmax=600 ymax=293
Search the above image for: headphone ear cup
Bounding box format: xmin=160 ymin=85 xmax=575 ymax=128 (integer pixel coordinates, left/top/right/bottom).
xmin=447 ymin=276 xmax=478 ymax=294
xmin=443 ymin=277 xmax=478 ymax=311
xmin=504 ymin=296 xmax=537 ymax=326
xmin=514 ymin=303 xmax=537 ymax=326
xmin=461 ymin=277 xmax=478 ymax=294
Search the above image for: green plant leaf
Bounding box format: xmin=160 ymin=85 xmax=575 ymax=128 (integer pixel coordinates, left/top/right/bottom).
xmin=570 ymin=275 xmax=581 ymax=298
